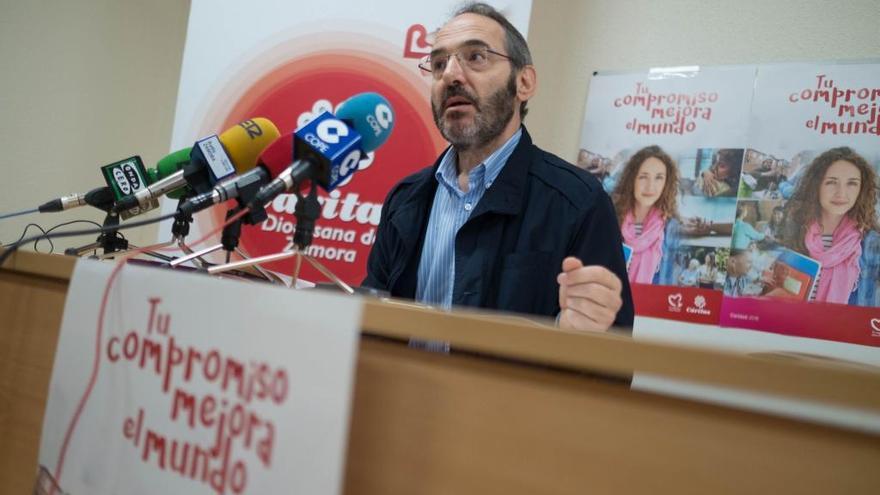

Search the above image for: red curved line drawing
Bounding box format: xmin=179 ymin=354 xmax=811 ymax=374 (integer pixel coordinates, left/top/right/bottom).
xmin=50 ymin=207 xmax=251 ymax=490
xmin=53 ymin=259 xmax=126 ymax=486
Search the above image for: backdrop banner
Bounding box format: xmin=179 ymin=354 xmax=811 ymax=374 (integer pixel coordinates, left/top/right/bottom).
xmin=162 ymin=0 xmax=531 ymax=287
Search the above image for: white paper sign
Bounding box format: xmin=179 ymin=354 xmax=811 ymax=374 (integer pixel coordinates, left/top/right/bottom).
xmin=37 ymin=260 xmax=362 ymax=495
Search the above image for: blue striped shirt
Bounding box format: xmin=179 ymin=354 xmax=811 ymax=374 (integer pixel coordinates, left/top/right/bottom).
xmin=415 ymin=129 xmax=522 ymax=309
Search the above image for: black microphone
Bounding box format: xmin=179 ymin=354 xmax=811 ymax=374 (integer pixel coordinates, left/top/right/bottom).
xmin=176 ymin=165 xmax=274 ymax=217
xmin=38 ymin=186 xmax=116 ymax=213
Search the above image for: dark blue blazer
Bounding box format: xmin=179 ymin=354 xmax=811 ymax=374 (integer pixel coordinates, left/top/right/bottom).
xmin=362 ymin=128 xmax=634 ymax=328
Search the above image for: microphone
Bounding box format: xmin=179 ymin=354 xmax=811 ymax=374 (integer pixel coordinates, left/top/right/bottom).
xmin=178 ymin=93 xmax=395 ymax=217
xmin=37 ymin=186 xmax=116 ymax=213
xmin=337 ymin=91 xmax=395 ymax=154
xmin=249 ymin=92 xmax=394 ymax=208
xmin=176 ymin=134 xmax=294 ymax=217
xmin=150 ymin=147 xmax=193 ymax=200
xmin=38 ymin=153 xmax=155 ymax=216
xmin=36 ymin=148 xmax=191 ymax=216
xmin=111 ymin=148 xmax=193 ymax=218
xmin=99 ymin=155 xmax=159 ymax=218
xmin=113 ymin=118 xmax=280 ymax=213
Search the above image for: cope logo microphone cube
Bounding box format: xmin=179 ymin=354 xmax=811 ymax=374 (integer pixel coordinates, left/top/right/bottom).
xmin=294 ymin=111 xmax=363 ymax=190
xmin=100 ymin=155 xmax=158 ymax=219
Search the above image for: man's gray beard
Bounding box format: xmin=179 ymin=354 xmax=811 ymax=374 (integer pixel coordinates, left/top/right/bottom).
xmin=433 ymin=75 xmax=517 ymax=151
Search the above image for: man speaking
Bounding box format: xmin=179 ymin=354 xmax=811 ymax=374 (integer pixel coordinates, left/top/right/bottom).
xmin=363 ymin=2 xmax=634 ymax=331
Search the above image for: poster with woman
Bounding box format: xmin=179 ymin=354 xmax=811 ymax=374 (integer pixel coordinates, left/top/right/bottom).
xmin=579 ymin=66 xmax=756 ymax=324
xmin=720 ymin=62 xmax=880 ymax=347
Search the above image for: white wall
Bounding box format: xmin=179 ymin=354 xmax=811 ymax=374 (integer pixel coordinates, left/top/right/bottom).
xmin=527 ymin=0 xmax=880 ymax=162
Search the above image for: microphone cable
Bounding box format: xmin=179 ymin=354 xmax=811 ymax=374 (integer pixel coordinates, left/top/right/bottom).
xmin=6 ymin=220 xmax=109 ymax=252
xmin=7 ymin=222 xmax=51 ymax=250
xmin=7 ymin=222 xmax=52 ymax=254
xmin=0 ymin=207 xmax=39 ymax=221
xmin=0 ymin=211 xmax=177 ymax=268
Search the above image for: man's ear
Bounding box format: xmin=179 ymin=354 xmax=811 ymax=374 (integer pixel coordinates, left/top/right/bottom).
xmin=516 ymin=65 xmax=537 ymax=104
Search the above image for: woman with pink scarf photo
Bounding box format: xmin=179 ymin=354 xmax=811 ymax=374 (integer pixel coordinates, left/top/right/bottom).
xmin=612 ymin=146 xmax=681 ymax=285
xmin=782 ymin=147 xmax=880 ymax=305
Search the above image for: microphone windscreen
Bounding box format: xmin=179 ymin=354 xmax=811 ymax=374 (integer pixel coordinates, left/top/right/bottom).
xmin=156 ymin=147 xmax=193 ymax=199
xmin=257 ymin=133 xmax=296 ymax=178
xmin=156 ymin=147 xmax=193 ymax=180
xmin=336 ymin=93 xmax=394 ymax=152
xmin=84 ymin=186 xmax=116 ymax=211
xmin=219 ymin=117 xmax=281 ymax=173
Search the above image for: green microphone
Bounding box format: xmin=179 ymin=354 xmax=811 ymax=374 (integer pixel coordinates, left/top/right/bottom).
xmin=153 ymin=147 xmax=193 ymax=199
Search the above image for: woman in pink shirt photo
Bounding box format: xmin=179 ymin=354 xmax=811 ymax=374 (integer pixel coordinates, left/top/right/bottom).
xmin=612 ymin=146 xmax=681 ymax=285
xmin=782 ymin=147 xmax=880 ymax=305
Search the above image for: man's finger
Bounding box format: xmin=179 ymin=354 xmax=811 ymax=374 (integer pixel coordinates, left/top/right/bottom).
xmin=561 ymin=256 xmax=583 ymax=273
xmin=560 ymin=309 xmax=596 ymax=331
xmin=559 ymin=257 xmax=586 ymax=309
xmin=559 ymin=276 xmax=568 ymax=309
xmin=562 ymin=265 xmax=623 ymax=292
xmin=565 ymin=297 xmax=616 ymax=328
xmin=559 ymin=308 xmax=605 ymax=332
xmin=564 ymin=282 xmax=622 ymax=310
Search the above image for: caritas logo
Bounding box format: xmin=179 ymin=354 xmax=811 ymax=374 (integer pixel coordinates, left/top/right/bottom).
xmin=687 ymin=294 xmax=711 ymax=316
xmin=667 ymin=293 xmax=683 ymax=312
xmin=871 ymin=318 xmax=880 ymax=337
xmin=215 ymin=50 xmax=446 ymax=286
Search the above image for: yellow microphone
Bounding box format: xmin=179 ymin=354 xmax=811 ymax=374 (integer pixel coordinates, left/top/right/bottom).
xmin=114 ymin=118 xmax=280 ymax=213
xmin=219 ymin=118 xmax=281 ymax=174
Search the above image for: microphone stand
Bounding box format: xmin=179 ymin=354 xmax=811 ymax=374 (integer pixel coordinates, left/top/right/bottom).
xmin=64 ymin=209 xmax=171 ymax=261
xmin=206 ymin=182 xmax=354 ymax=293
xmin=169 ymin=184 xmax=282 ymax=284
xmin=64 ymin=210 xmax=125 ymax=257
xmin=164 ymin=201 xmax=221 ymax=268
xmin=215 ymin=205 xmax=282 ymax=284
xmin=103 ymin=196 xmax=205 ymax=264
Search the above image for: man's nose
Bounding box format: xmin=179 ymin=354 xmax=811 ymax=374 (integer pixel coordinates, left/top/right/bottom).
xmin=440 ymin=54 xmax=466 ymax=84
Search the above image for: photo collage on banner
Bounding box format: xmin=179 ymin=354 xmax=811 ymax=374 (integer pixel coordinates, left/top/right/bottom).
xmin=720 ymin=62 xmax=880 ymax=347
xmin=580 ymin=66 xmax=757 ymax=324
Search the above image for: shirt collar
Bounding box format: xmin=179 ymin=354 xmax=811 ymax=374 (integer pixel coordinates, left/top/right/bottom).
xmin=435 ymin=128 xmax=523 ymax=194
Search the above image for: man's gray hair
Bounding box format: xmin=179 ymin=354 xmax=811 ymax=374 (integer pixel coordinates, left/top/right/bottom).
xmin=451 ymin=2 xmax=533 ymax=118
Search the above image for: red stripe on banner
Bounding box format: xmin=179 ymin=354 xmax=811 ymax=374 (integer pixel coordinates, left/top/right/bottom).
xmin=631 ymin=284 xmax=723 ymax=324
xmin=720 ymin=296 xmax=880 ymax=347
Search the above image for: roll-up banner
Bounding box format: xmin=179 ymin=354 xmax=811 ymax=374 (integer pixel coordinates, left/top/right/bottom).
xmin=164 ymin=0 xmax=532 ymax=286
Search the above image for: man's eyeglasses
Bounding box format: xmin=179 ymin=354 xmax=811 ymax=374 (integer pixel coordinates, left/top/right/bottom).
xmin=419 ymin=46 xmax=512 ymax=80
